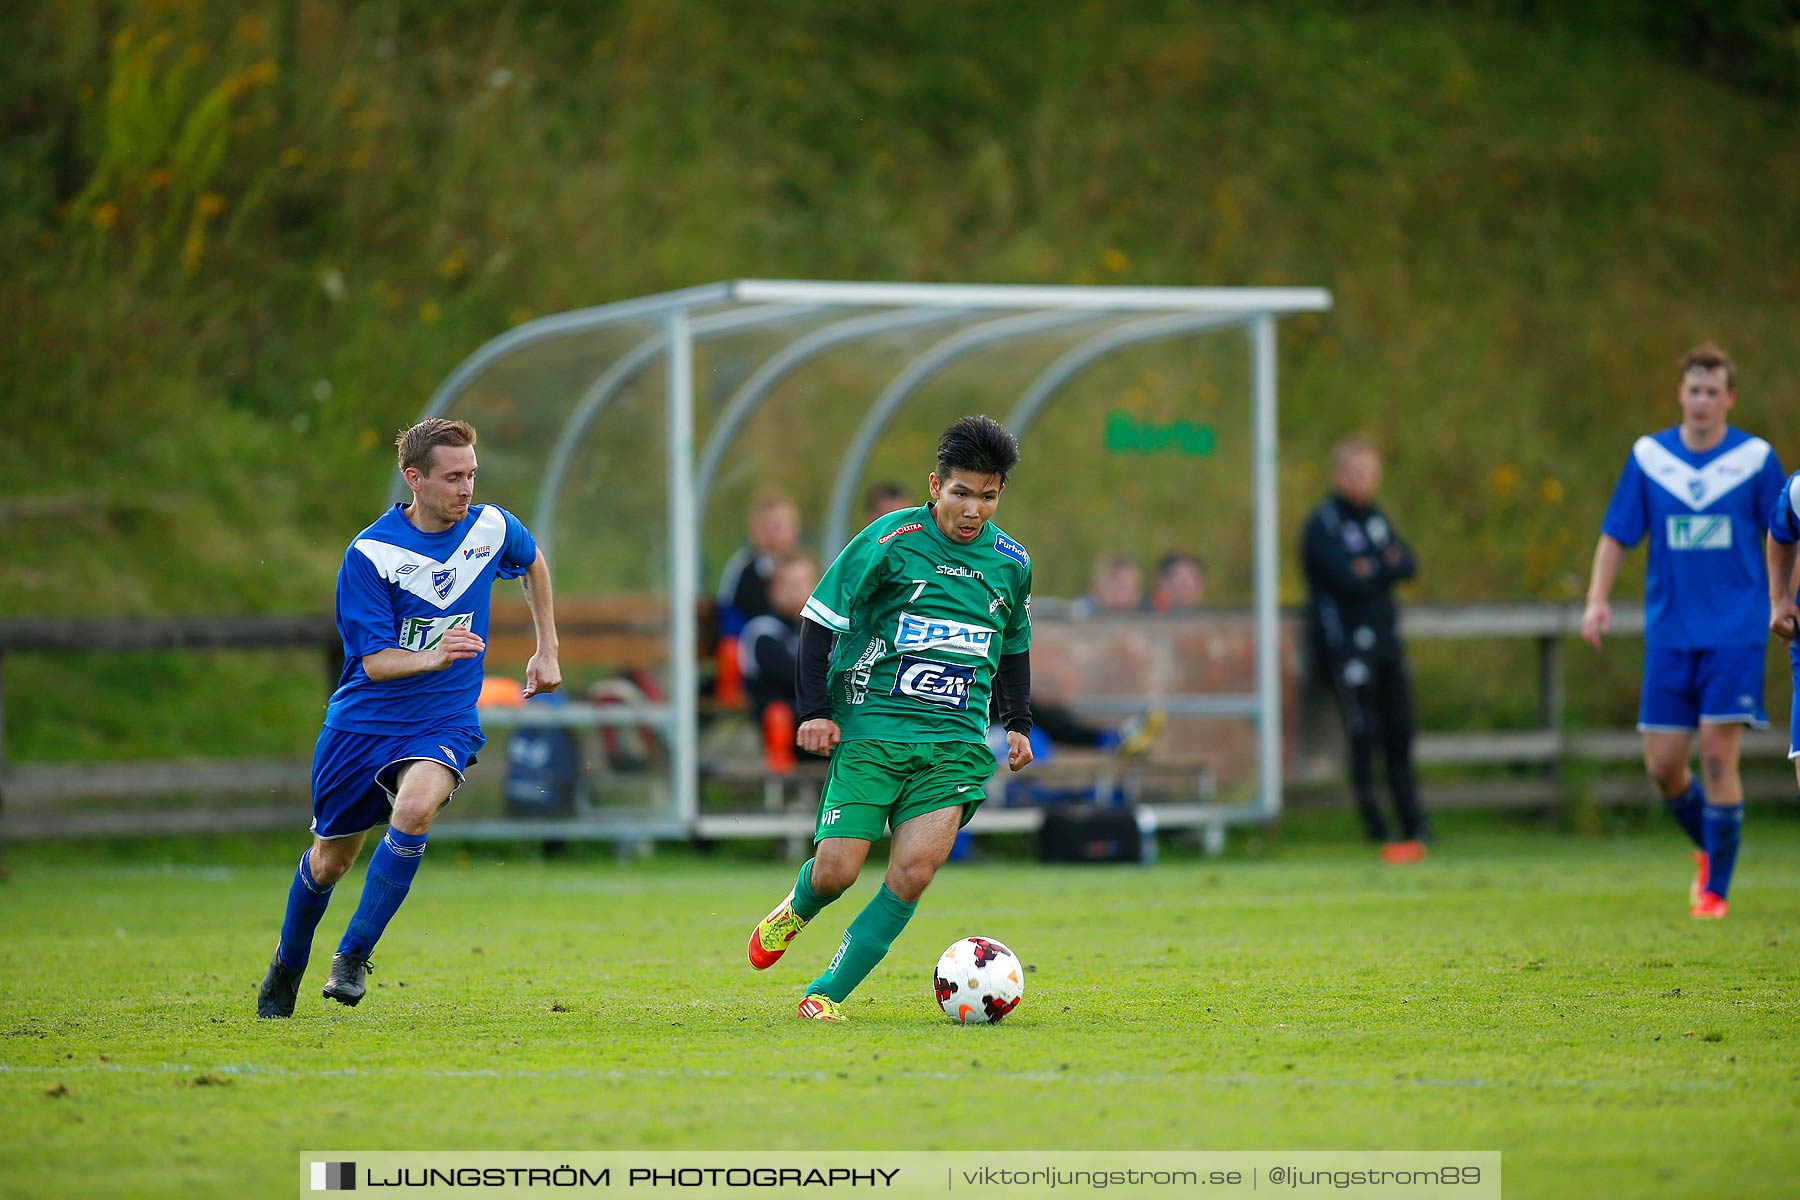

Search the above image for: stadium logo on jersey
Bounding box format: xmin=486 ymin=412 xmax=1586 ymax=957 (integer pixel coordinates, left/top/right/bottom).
xmin=1666 ymin=514 xmax=1732 ymax=550
xmin=896 ymin=611 xmax=995 ymax=657
xmin=462 ymin=544 xmax=492 ymax=561
xmin=891 ymin=655 xmax=975 ymax=710
xmin=937 ymin=564 xmax=985 ymax=579
xmin=431 ymin=566 xmax=457 ymax=599
xmin=878 ymin=522 xmax=924 ymax=545
xmin=993 ymin=531 xmax=1029 ymax=566
xmin=400 ymin=612 xmax=474 ymax=652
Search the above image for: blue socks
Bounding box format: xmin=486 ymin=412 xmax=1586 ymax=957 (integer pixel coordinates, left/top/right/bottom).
xmin=337 ymin=828 xmax=428 ymax=958
xmin=1663 ymin=779 xmax=1707 ymax=850
xmin=277 ymin=850 xmax=334 ymax=972
xmin=1701 ymin=803 xmax=1743 ymax=900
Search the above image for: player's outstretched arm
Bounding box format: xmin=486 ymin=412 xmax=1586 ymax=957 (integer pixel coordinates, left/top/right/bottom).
xmin=1581 ymin=535 xmax=1625 ymax=650
xmin=1768 ymin=537 xmax=1800 ymax=642
xmin=521 ymin=549 xmax=561 ymax=698
xmin=361 ymin=628 xmax=486 ymax=681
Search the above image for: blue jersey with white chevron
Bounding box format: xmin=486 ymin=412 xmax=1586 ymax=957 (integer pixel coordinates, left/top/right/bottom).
xmin=1600 ymin=426 xmax=1784 ymax=648
xmin=324 ymin=503 xmax=537 ymax=733
xmin=1767 ymin=470 xmax=1800 ymax=554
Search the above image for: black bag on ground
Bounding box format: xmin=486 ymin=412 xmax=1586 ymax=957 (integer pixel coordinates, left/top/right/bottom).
xmin=1038 ymin=803 xmax=1148 ymax=864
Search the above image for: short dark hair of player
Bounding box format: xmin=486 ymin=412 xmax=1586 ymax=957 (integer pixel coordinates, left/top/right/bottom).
xmin=937 ymin=415 xmax=1020 ymax=483
xmin=396 ymin=418 xmax=477 ymax=476
xmin=1681 ymin=342 xmax=1735 ymax=391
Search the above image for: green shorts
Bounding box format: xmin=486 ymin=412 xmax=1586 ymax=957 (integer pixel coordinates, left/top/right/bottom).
xmin=814 ymin=739 xmax=995 ymax=843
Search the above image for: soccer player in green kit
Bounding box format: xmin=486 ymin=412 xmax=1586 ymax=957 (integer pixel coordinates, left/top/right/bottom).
xmin=746 ymin=416 xmax=1035 ymax=1021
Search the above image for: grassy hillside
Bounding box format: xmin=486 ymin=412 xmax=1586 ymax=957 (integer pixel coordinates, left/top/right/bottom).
xmin=4 ymin=1 xmax=1798 ymax=759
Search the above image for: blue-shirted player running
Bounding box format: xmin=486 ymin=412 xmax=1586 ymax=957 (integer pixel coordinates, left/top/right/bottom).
xmin=257 ymin=418 xmax=561 ymax=1017
xmin=1760 ymin=463 xmax=1800 ymax=837
xmin=1580 ymin=344 xmax=1782 ymax=920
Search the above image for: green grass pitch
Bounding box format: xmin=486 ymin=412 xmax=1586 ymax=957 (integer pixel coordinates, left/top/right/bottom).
xmin=2 ymin=814 xmax=1797 ymax=1198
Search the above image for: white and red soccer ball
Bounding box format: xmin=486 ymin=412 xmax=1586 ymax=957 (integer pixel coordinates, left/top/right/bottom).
xmin=934 ymin=936 xmax=1023 ymax=1024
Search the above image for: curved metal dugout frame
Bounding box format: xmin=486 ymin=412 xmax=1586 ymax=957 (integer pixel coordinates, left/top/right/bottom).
xmin=398 ymin=281 xmax=1329 ymax=843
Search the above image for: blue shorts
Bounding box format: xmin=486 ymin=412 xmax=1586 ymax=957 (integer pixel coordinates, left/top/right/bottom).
xmin=1638 ymin=645 xmax=1767 ymax=733
xmin=309 ymin=724 xmax=485 ymax=839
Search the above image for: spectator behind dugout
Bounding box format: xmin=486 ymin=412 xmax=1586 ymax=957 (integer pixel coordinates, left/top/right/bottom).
xmin=738 ymin=553 xmax=821 ymax=731
xmin=715 ymin=490 xmax=802 ymax=638
xmin=1150 ymin=551 xmax=1207 ymax=612
xmin=991 ymin=656 xmax=1164 ymax=761
xmin=1073 ymin=553 xmax=1144 ymax=617
xmin=863 ymin=480 xmax=911 ymax=525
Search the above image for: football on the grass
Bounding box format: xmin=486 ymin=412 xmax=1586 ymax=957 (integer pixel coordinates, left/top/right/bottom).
xmin=934 ymin=936 xmax=1023 ymax=1024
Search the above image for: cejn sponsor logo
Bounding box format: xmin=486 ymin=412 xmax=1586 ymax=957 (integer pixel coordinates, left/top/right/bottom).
xmin=895 ymin=611 xmax=994 ymax=657
xmin=877 ymin=522 xmax=924 ymax=545
xmin=1666 ymin=514 xmax=1732 ymax=550
xmin=890 ymin=655 xmax=975 ymax=710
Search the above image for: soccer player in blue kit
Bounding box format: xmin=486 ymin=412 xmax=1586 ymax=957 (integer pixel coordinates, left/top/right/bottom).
xmin=1759 ymin=465 xmax=1800 ymax=835
xmin=1580 ymin=344 xmax=1782 ymax=919
xmin=257 ymin=418 xmax=560 ymax=1016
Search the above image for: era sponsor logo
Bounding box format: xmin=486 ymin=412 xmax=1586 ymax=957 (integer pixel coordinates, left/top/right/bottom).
xmin=937 ymin=564 xmax=985 ymax=580
xmin=1666 ymin=514 xmax=1732 ymax=550
xmin=891 ymin=655 xmax=975 ymax=710
xmin=878 ymin=522 xmax=924 ymax=545
xmin=462 ymin=544 xmax=493 ymax=561
xmin=400 ymin=612 xmax=474 ymax=652
xmin=895 ymin=611 xmax=994 ymax=657
xmin=992 ymin=530 xmax=1029 ymax=566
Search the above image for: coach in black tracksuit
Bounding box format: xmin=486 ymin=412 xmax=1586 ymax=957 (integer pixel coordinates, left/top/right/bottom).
xmin=1302 ymin=436 xmax=1428 ymax=850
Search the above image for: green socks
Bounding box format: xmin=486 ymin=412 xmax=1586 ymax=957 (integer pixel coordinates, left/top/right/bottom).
xmin=806 ymin=884 xmax=917 ymax=1002
xmin=791 ymin=858 xmax=830 ymax=921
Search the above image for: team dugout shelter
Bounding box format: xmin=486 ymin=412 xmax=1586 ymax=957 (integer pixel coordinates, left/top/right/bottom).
xmin=388 ymin=281 xmax=1332 ymax=848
